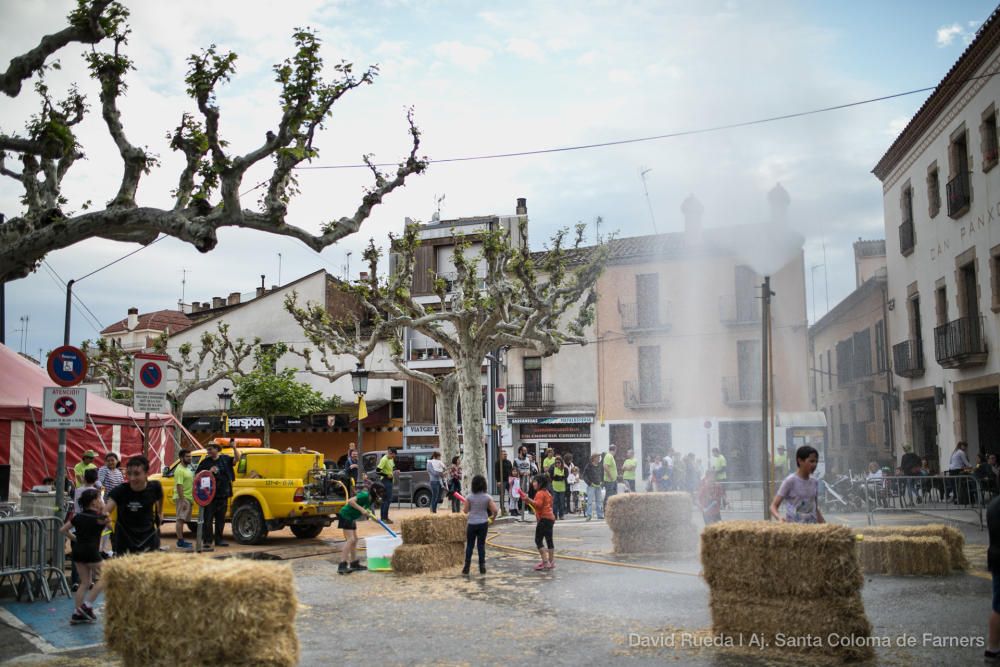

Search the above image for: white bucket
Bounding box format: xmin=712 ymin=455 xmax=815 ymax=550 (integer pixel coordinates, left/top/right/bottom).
xmin=365 ymin=535 xmax=403 ymax=571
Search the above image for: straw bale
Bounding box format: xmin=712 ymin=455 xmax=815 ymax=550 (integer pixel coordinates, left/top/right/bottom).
xmin=710 ymin=589 xmax=873 ymax=661
xmin=400 ymin=513 xmax=467 ymax=544
xmin=611 ymin=522 xmax=699 ymax=554
xmin=391 ymin=543 xmax=465 ymax=574
xmin=701 ymin=521 xmax=863 ymax=597
xmin=858 ymin=536 xmax=951 ymax=576
xmin=605 ymin=492 xmax=692 ymax=531
xmin=103 ymin=552 xmax=298 ymax=667
xmin=859 ymin=524 xmax=966 ymax=570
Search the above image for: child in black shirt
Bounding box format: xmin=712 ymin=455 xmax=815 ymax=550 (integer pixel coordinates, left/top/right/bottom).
xmin=60 ymin=488 xmax=108 ymax=624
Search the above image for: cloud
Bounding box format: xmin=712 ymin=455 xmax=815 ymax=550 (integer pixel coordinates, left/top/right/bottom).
xmin=936 ymin=20 xmax=980 ymax=47
xmin=886 ymin=116 xmax=911 ymax=137
xmin=506 ymin=37 xmax=545 ymax=61
xmin=432 ymin=41 xmax=493 ymax=72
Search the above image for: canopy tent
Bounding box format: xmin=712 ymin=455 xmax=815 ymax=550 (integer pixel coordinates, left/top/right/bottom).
xmin=0 ymin=343 xmax=175 ymax=503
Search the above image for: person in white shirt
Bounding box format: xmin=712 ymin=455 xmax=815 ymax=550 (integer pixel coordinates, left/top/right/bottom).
xmin=426 ymin=451 xmax=447 ymax=514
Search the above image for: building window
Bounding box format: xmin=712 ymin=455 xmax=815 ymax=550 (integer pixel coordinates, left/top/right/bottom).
xmin=908 ymin=294 xmax=922 ymax=343
xmin=390 ymin=385 xmax=403 ymax=419
xmin=926 ymin=162 xmax=941 ymax=218
xmin=836 ymin=339 xmax=852 ymax=385
xmin=635 ymin=273 xmax=660 ymax=328
xmin=899 ymin=181 xmax=915 ymax=256
xmin=826 ymin=350 xmax=833 ymax=390
xmin=982 ymin=104 xmax=999 ymax=172
xmin=523 ymin=356 xmax=542 ymax=397
xmin=637 ymin=346 xmax=662 ymax=403
xmin=947 ymin=126 xmax=972 ymax=218
xmin=875 ymin=320 xmax=887 ymax=373
xmin=852 ymin=328 xmax=872 ymax=379
xmin=934 ymin=283 xmax=948 ymax=326
xmin=991 ymin=244 xmax=1000 ymax=313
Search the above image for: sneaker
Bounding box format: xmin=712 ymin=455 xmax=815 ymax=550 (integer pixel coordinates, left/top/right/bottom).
xmin=383 ymin=519 xmax=394 ymax=524
xmin=479 ymin=565 xmax=486 ymax=574
xmin=349 ymin=561 xmax=367 ymax=571
xmin=70 ymin=612 xmax=89 ymax=625
xmin=80 ymin=604 xmax=97 ymax=621
xmin=177 ymin=539 xmax=193 ymax=549
xmin=338 ymin=562 xmax=352 ymax=576
xmin=534 ymin=562 xmax=547 ymax=571
xmin=461 ymin=565 xmax=470 ymax=575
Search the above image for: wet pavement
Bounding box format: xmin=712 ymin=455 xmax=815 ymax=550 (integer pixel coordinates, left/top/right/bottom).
xmin=0 ymin=510 xmax=992 ymax=666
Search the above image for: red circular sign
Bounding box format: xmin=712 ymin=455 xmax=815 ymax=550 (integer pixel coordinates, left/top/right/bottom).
xmin=139 ymin=361 xmax=163 ymax=388
xmin=704 ymin=421 xmax=712 ymax=429
xmin=54 ymin=396 xmax=77 ymax=416
xmin=193 ymin=470 xmax=217 ymax=507
xmin=47 ymin=346 xmax=88 ymax=387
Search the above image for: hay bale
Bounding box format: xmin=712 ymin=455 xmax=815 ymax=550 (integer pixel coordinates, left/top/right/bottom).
xmin=391 ymin=543 xmax=465 ymax=574
xmin=858 ymin=536 xmax=951 ymax=576
xmin=605 ymin=492 xmax=692 ymax=530
xmin=104 ymin=552 xmax=298 ymax=667
xmin=400 ymin=513 xmax=467 ymax=544
xmin=710 ymin=589 xmax=874 ymax=661
xmin=611 ymin=522 xmax=699 ymax=554
xmin=701 ymin=521 xmax=863 ymax=597
xmin=859 ymin=524 xmax=966 ymax=570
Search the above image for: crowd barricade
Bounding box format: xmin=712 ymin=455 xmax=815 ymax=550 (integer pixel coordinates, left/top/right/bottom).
xmin=717 ymin=481 xmax=766 ymax=513
xmin=0 ymin=516 xmax=71 ymax=602
xmin=864 ymin=474 xmax=983 ymax=529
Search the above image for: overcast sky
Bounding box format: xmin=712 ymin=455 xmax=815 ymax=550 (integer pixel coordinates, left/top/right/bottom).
xmin=1 ymin=0 xmax=996 ymax=360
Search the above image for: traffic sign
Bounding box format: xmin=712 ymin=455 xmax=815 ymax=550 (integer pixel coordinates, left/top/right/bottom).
xmin=47 ymin=346 xmax=88 ymax=387
xmin=133 ymin=353 xmax=169 ymax=412
xmin=43 ymin=387 xmax=87 ymax=429
xmin=193 ymin=470 xmax=216 ymax=507
xmin=495 ymin=388 xmax=508 ymax=427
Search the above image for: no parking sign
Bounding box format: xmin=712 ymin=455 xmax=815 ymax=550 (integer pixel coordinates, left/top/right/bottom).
xmin=42 ymin=387 xmax=87 ymax=429
xmin=133 ymin=353 xmax=169 ymax=412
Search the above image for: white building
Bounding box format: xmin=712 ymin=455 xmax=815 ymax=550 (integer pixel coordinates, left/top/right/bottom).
xmin=874 ymin=11 xmax=1000 ymax=471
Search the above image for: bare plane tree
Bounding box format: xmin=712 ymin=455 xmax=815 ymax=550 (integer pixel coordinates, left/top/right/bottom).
xmin=0 ymin=1 xmax=426 ymax=282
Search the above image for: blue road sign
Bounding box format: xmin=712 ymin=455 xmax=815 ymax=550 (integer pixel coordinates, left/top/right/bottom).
xmin=139 ymin=361 xmax=163 ymax=388
xmin=46 ymin=346 xmax=88 ymax=387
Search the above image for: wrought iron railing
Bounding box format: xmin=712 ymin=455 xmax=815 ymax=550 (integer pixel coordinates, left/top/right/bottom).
xmin=934 ymin=315 xmax=987 ymax=368
xmin=721 ymin=375 xmax=762 ymax=404
xmin=892 ymin=339 xmax=924 ymax=378
xmin=946 ymin=170 xmax=971 ymax=218
xmin=508 ymin=384 xmax=554 ymax=410
xmin=719 ymin=295 xmax=760 ymax=325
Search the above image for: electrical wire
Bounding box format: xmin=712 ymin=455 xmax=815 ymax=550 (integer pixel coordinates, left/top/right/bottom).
xmin=76 ymin=234 xmax=166 ymax=282
xmin=295 ymin=72 xmax=1000 ymax=170
xmin=40 ymin=260 xmax=102 ymax=334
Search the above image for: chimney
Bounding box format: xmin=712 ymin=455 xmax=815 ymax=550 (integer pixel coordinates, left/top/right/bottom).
xmin=359 ymin=271 xmax=369 ymax=282
xmin=190 ymin=302 xmax=201 ymax=313
xmin=768 ymin=182 xmax=790 ymax=224
xmin=227 ymin=292 xmax=241 ymax=306
xmin=256 ymin=287 xmax=266 ymax=298
xmin=127 ymin=307 xmax=139 ymax=331
xmin=516 ymin=197 xmax=527 ymax=216
xmin=681 ymin=195 xmax=704 ymax=242
xmin=212 ymin=296 xmax=225 ymax=309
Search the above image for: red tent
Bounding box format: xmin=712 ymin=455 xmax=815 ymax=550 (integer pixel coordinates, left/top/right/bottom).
xmin=0 ymin=343 xmax=175 ymax=503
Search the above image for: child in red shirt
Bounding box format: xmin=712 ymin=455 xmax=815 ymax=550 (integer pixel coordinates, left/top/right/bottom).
xmin=521 ymin=474 xmax=556 ymax=570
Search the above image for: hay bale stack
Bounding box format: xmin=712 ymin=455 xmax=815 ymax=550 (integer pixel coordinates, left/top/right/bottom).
xmin=400 ymin=513 xmax=467 ymax=544
xmin=392 ymin=513 xmax=467 ymax=574
xmin=701 ymin=521 xmax=872 ymax=660
xmin=391 ymin=543 xmax=466 ymax=574
xmin=104 ymin=552 xmax=298 ymax=667
xmin=859 ymin=524 xmax=967 ymax=570
xmin=605 ymin=492 xmax=697 ymax=554
xmin=858 ymin=536 xmax=952 ymax=576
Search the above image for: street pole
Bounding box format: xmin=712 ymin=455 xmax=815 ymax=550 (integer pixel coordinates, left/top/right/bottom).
xmin=55 ymin=279 xmax=75 ymax=518
xmin=356 ymin=397 xmax=365 ymax=489
xmin=760 ymin=277 xmax=771 ymax=521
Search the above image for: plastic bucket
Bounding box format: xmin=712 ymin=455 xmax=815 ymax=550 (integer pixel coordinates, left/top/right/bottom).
xmin=365 ymin=535 xmax=403 ymax=571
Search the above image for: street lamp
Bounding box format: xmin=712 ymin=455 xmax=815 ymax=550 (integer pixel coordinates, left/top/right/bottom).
xmin=218 ymin=387 xmax=233 ymax=436
xmin=350 ymin=364 xmax=369 ymax=487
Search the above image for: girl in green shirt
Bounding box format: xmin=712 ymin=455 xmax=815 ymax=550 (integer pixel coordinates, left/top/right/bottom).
xmin=337 ymin=482 xmax=385 ymax=575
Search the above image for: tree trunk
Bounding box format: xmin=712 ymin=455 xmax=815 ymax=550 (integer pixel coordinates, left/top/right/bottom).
xmin=457 ymin=356 xmax=486 ymax=486
xmin=262 ymin=418 xmax=272 ymax=448
xmin=436 ymin=375 xmax=461 ymax=469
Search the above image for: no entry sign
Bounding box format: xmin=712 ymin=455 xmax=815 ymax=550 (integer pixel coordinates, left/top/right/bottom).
xmin=133 ymin=353 xmax=169 ymax=413
xmin=43 ymin=387 xmax=88 ymax=429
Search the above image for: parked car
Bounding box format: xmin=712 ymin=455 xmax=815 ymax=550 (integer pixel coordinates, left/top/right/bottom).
xmin=362 ymin=448 xmax=439 ymax=508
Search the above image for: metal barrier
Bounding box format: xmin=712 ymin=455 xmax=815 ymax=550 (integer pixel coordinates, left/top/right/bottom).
xmin=0 ymin=516 xmax=71 ymax=602
xmin=718 ymin=481 xmax=767 ymax=513
xmin=864 ymin=474 xmax=984 ymax=528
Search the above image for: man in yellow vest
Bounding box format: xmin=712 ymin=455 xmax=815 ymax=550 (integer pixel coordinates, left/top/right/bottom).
xmin=603 ymin=444 xmax=618 ymax=513
xmin=711 ymin=448 xmax=727 ymax=481
xmin=622 ymin=448 xmax=638 ymax=492
xmin=376 ymin=449 xmax=398 ymax=524
xmin=773 ymin=446 xmax=788 ymax=476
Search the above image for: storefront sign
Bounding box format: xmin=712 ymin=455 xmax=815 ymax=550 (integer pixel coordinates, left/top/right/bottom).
xmin=509 ymin=416 xmax=594 ymax=425
xmin=404 ymin=424 xmax=464 ymax=437
xmin=518 ymin=422 xmax=592 ymax=440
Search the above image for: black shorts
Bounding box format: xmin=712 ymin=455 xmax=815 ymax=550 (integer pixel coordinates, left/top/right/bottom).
xmin=337 ymin=515 xmax=357 ymax=531
xmin=535 ymin=518 xmax=554 ymax=549
xmin=72 ymin=545 xmax=102 ymax=564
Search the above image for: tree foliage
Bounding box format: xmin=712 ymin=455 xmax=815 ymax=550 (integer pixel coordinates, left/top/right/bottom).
xmin=231 ymin=343 xmax=328 ymax=447
xmin=0 ymin=1 xmax=427 ymax=282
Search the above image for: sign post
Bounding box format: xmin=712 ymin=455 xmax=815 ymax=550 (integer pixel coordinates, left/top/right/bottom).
xmin=133 ymin=353 xmax=169 ymax=458
xmin=193 ymin=470 xmax=217 ymax=553
xmin=46 ymin=345 xmax=88 ymax=518
xmin=494 ymin=388 xmax=508 ymax=428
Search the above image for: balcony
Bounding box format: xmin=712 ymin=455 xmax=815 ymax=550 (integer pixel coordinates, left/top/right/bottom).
xmin=434 ymin=271 xmax=487 ymax=294
xmin=898 ymin=216 xmax=915 ymax=256
xmin=892 ymin=339 xmax=924 ymax=378
xmin=721 ymin=375 xmax=762 ymax=406
xmin=946 ymin=171 xmax=972 ymax=218
xmin=508 ymin=384 xmax=555 ymax=411
xmin=934 ymin=315 xmax=988 ymax=369
xmin=619 ymin=300 xmax=671 ymax=332
xmin=719 ymin=295 xmax=760 ymax=326
xmin=623 ymin=380 xmax=671 ymax=410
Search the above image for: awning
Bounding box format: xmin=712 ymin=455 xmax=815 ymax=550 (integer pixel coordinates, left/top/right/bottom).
xmin=776 ymin=411 xmax=828 ymax=428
